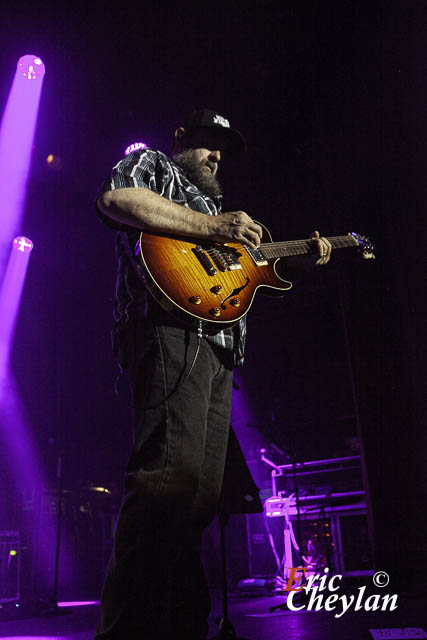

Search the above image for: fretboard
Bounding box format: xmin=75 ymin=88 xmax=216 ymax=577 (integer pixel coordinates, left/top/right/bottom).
xmin=259 ymin=234 xmax=359 ymax=260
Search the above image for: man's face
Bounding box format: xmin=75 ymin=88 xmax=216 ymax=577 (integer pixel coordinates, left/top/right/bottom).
xmin=173 ymin=128 xmax=228 ymax=198
xmin=184 ymin=129 xmax=228 ymax=177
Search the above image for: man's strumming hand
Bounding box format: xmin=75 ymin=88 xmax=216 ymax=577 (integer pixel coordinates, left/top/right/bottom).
xmin=208 ymin=211 xmax=263 ymax=250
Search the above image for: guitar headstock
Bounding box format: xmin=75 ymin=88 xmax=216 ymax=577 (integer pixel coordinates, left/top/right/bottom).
xmin=350 ymin=233 xmax=376 ymax=259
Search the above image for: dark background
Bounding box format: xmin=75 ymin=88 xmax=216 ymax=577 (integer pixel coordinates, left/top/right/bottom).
xmin=0 ymin=1 xmax=425 ymax=593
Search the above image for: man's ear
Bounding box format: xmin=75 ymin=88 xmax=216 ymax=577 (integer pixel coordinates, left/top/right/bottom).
xmin=174 ymin=127 xmax=186 ymax=146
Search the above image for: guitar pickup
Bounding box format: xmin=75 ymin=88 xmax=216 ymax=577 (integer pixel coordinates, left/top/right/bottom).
xmin=207 ymin=246 xmax=243 ymax=271
xmin=193 ymin=245 xmax=217 ymax=276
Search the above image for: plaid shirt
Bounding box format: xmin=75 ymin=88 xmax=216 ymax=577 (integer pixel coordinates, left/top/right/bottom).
xmin=97 ymin=148 xmax=246 ymax=367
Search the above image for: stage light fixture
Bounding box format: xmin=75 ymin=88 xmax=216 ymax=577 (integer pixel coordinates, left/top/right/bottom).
xmin=17 ymin=55 xmax=45 ymax=80
xmin=13 ymin=236 xmax=33 ymax=253
xmin=0 ymin=54 xmax=46 ymax=259
xmin=0 ymin=56 xmax=61 ymax=590
xmin=125 ymin=141 xmax=147 ymax=155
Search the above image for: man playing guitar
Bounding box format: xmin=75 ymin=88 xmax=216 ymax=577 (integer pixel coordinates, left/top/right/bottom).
xmin=95 ymin=108 xmax=331 ymax=640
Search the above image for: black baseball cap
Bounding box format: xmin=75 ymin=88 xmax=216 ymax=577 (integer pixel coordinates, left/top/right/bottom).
xmin=182 ymin=108 xmax=246 ymax=158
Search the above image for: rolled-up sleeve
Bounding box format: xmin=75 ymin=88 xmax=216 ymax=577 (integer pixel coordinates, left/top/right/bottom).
xmin=96 ymin=149 xmax=173 ymax=229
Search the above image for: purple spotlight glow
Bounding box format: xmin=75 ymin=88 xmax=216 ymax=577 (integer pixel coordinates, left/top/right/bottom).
xmin=57 ymin=600 xmax=100 ymax=607
xmin=125 ymin=141 xmax=147 ymax=155
xmin=0 ymin=55 xmax=45 ymax=262
xmin=0 ymin=58 xmax=59 ymax=593
xmin=17 ymin=54 xmax=45 ymax=80
xmin=13 ymin=236 xmax=33 ymax=253
xmin=0 ymin=239 xmax=62 ymax=589
xmin=0 ymin=237 xmax=33 ymax=375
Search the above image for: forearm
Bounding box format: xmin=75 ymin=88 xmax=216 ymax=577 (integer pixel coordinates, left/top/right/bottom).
xmin=98 ymin=187 xmax=213 ymax=238
xmin=98 ymin=187 xmax=263 ymax=248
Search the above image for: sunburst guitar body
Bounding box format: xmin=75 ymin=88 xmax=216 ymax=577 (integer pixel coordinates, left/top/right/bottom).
xmin=135 ymin=222 xmax=374 ymax=334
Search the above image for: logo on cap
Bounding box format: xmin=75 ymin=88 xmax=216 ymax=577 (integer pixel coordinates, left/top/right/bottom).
xmin=213 ymin=115 xmax=230 ymax=128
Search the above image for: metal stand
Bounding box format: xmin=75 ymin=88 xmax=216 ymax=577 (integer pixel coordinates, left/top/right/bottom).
xmin=38 ymin=452 xmax=71 ymax=616
xmin=268 ymin=451 xmax=306 ymax=613
xmin=50 ymin=453 xmax=63 ymax=609
xmin=209 ymin=512 xmax=249 ymax=640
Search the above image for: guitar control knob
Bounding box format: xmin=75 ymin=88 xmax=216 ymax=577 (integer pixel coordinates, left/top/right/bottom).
xmin=209 ymin=307 xmax=221 ymax=317
xmin=230 ymin=297 xmax=241 ymax=307
xmin=190 ymin=295 xmax=201 ymax=305
xmin=211 ymin=285 xmax=222 ymax=294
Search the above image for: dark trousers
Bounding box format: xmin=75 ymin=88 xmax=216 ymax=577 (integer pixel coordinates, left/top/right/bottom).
xmin=95 ymin=324 xmax=233 ymax=640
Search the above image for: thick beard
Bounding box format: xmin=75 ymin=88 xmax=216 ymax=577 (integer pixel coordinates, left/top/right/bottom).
xmin=173 ymin=149 xmax=222 ymax=199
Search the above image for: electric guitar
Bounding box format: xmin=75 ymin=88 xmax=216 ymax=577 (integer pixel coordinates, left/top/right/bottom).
xmin=135 ymin=222 xmax=374 ymax=333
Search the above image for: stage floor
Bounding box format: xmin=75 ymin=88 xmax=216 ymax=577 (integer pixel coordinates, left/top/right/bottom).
xmin=0 ymin=592 xmax=425 ymax=639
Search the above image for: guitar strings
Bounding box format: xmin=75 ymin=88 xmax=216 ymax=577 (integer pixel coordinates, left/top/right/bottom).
xmin=258 ymin=236 xmax=357 ymax=257
xmin=259 ymin=236 xmax=356 ymax=249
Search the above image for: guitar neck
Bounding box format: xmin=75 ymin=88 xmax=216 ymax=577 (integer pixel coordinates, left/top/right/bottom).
xmin=260 ymin=234 xmax=359 ymax=259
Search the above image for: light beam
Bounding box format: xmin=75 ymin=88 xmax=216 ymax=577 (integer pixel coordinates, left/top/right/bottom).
xmin=0 ymin=55 xmax=45 ymax=262
xmin=0 ymin=57 xmax=62 ymax=596
xmin=0 ymin=238 xmax=33 ymax=382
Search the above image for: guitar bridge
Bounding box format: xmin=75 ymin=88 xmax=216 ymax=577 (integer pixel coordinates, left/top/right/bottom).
xmin=193 ymin=245 xmax=217 ymax=275
xmin=207 ymin=245 xmax=243 ymax=271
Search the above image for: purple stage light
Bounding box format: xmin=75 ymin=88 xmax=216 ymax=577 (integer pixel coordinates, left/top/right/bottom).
xmin=13 ymin=236 xmax=33 ymax=253
xmin=17 ymin=54 xmax=45 ymax=80
xmin=125 ymin=141 xmax=147 ymax=155
xmin=0 ymin=55 xmax=45 ymax=262
xmin=0 ymin=237 xmax=34 ymax=376
xmin=0 ymin=239 xmax=57 ymax=588
xmin=57 ymin=600 xmax=100 ymax=607
xmin=0 ymin=377 xmax=55 ymax=580
xmin=0 ymin=58 xmax=62 ymax=593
